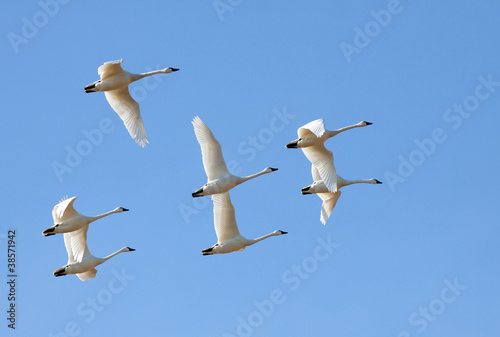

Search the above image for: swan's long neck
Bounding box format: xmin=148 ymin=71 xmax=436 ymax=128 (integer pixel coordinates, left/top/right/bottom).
xmin=88 ymin=209 xmax=119 ymax=223
xmin=339 ymin=178 xmax=374 ymax=187
xmin=326 ymin=123 xmax=364 ymax=138
xmin=99 ymin=248 xmax=127 ymax=264
xmin=237 ymin=169 xmax=269 ymax=184
xmin=248 ymin=232 xmax=279 ymax=246
xmin=133 ymin=70 xmax=166 ymax=81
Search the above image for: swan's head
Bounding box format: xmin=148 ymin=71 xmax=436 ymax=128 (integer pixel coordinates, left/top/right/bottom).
xmin=265 ymin=167 xmax=278 ymax=173
xmin=123 ymin=247 xmax=136 ymax=252
xmin=369 ymin=179 xmax=382 ymax=184
xmin=115 ymin=207 xmax=129 ymax=212
xmin=359 ymin=121 xmax=373 ymax=126
xmin=53 ymin=265 xmax=68 ymax=277
xmin=274 ymin=230 xmax=288 ymax=235
xmin=163 ymin=67 xmax=179 ymax=73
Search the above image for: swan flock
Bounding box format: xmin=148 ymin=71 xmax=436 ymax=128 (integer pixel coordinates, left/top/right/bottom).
xmin=45 ymin=58 xmax=382 ymax=280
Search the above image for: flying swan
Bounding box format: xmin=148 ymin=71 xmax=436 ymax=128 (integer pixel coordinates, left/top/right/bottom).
xmin=302 ymin=165 xmax=382 ymax=224
xmin=192 ymin=116 xmax=278 ymax=197
xmin=53 ymin=223 xmax=135 ymax=281
xmin=202 ymin=192 xmax=287 ymax=255
xmin=85 ymin=59 xmax=179 ymax=147
xmin=286 ymin=119 xmax=372 ymax=192
xmin=43 ymin=196 xmax=128 ymax=236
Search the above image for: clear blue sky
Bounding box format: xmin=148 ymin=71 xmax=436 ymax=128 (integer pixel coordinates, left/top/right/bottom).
xmin=1 ymin=1 xmax=499 ymax=336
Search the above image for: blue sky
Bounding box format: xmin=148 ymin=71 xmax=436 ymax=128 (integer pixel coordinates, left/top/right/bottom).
xmin=1 ymin=1 xmax=499 ymax=336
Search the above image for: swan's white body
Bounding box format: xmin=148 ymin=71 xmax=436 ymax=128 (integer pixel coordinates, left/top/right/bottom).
xmin=202 ymin=192 xmax=287 ymax=255
xmin=43 ymin=197 xmax=128 ymax=236
xmin=302 ymin=165 xmax=381 ymax=224
xmin=53 ymin=223 xmax=135 ymax=281
xmin=85 ymin=59 xmax=179 ymax=147
xmin=286 ymin=119 xmax=372 ymax=193
xmin=192 ymin=116 xmax=278 ymax=197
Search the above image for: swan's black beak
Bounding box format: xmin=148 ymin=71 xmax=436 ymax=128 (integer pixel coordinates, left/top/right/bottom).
xmin=375 ymin=179 xmax=382 ymax=184
xmin=43 ymin=227 xmax=55 ymax=236
xmin=192 ymin=187 xmax=204 ymax=198
xmin=84 ymin=83 xmax=97 ymax=93
xmin=279 ymin=231 xmax=288 ymax=235
xmin=53 ymin=267 xmax=66 ymax=277
xmin=364 ymin=121 xmax=373 ymax=125
xmin=285 ymin=140 xmax=298 ymax=148
xmin=127 ymin=247 xmax=136 ymax=251
xmin=122 ymin=208 xmax=129 ymax=212
xmin=301 ymin=186 xmax=312 ymax=194
xmin=171 ymin=68 xmax=179 ymax=72
xmin=270 ymin=168 xmax=278 ymax=172
xmin=202 ymin=247 xmax=213 ymax=255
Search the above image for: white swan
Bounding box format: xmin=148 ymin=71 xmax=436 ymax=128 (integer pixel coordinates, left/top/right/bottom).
xmin=43 ymin=196 xmax=128 ymax=236
xmin=302 ymin=165 xmax=382 ymax=224
xmin=286 ymin=119 xmax=372 ymax=192
xmin=85 ymin=59 xmax=179 ymax=147
xmin=192 ymin=116 xmax=278 ymax=197
xmin=53 ymin=224 xmax=135 ymax=281
xmin=202 ymin=192 xmax=287 ymax=255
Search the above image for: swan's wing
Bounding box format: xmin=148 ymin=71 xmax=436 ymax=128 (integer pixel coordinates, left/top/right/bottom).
xmin=192 ymin=116 xmax=230 ymax=181
xmin=311 ymin=165 xmax=321 ymax=182
xmin=105 ymin=88 xmax=148 ymax=147
xmin=63 ymin=224 xmax=91 ymax=264
xmin=76 ymin=268 xmax=97 ymax=282
xmin=298 ymin=119 xmax=325 ymax=138
xmin=98 ymin=59 xmax=125 ymax=80
xmin=318 ymin=191 xmax=341 ymax=225
xmin=302 ymin=144 xmax=337 ymax=192
xmin=213 ymin=192 xmax=241 ymax=243
xmin=52 ymin=196 xmax=79 ymax=224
